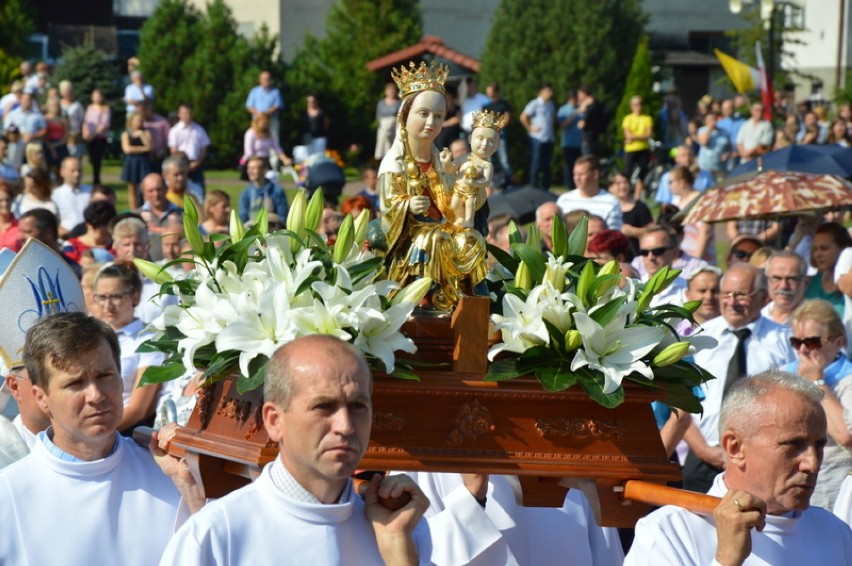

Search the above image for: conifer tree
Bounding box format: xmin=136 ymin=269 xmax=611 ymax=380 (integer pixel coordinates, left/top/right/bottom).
xmin=285 ymin=0 xmax=422 ymax=152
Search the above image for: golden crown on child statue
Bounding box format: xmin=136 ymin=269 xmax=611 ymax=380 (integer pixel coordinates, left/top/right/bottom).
xmin=391 ymin=61 xmax=449 ymax=98
xmin=471 ymin=109 xmax=505 ymax=132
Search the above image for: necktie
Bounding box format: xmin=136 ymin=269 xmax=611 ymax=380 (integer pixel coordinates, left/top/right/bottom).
xmin=723 ymin=328 xmax=752 ymax=397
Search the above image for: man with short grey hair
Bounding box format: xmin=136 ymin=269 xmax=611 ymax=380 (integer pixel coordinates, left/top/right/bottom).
xmin=762 ymin=250 xmax=808 ymax=326
xmin=626 ymin=371 xmax=852 ymax=565
xmin=684 ymin=263 xmax=796 ymax=493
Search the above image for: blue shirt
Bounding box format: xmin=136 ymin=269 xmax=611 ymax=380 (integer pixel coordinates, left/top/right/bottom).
xmin=655 ymin=169 xmax=715 ymax=205
xmin=557 ymin=102 xmax=582 ymax=148
xmin=239 ymin=181 xmax=289 ymax=223
xmin=697 ymin=127 xmax=730 ymax=172
xmin=523 ymin=97 xmax=555 ymax=143
xmin=717 ymin=116 xmax=745 ymax=149
xmin=246 ymin=85 xmax=283 ymax=115
xmin=785 ymin=352 xmax=852 ymax=389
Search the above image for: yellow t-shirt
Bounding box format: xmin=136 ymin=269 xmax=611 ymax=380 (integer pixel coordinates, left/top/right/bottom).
xmin=622 ymin=113 xmax=652 ymax=153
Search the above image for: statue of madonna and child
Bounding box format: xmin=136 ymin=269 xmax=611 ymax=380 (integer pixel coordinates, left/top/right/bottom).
xmin=377 ymin=61 xmax=504 ymax=312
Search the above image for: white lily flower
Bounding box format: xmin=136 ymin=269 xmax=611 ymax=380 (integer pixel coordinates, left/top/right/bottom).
xmin=352 ymin=303 xmax=417 ymax=372
xmin=543 ymin=254 xmax=572 ymax=292
xmin=289 ymin=299 xmax=352 ymax=341
xmin=570 ymin=311 xmax=665 ymax=394
xmin=488 ymin=292 xmax=549 ymax=360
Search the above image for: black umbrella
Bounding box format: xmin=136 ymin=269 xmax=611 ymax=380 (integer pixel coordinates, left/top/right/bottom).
xmin=729 ymin=144 xmax=852 ymax=178
xmin=487 ymin=186 xmax=557 ymax=224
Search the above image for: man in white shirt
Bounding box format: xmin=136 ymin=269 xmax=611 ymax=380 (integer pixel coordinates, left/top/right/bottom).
xmin=684 ymin=263 xmax=796 ymax=493
xmin=51 ymin=157 xmax=92 ymax=238
xmin=626 ymin=371 xmax=852 ymax=565
xmin=556 ymin=156 xmax=622 ymax=230
xmin=736 ymin=102 xmax=774 ymax=163
xmin=0 ymin=366 xmax=49 ymax=468
xmin=407 ymin=472 xmax=624 ymax=565
xmin=160 ymin=335 xmax=496 ymax=565
xmin=761 ymin=250 xmax=808 ymax=326
xmin=0 ymin=312 xmax=205 ymax=565
xmin=168 ymin=104 xmax=211 ymax=189
xmin=125 ymin=70 xmax=154 ymax=114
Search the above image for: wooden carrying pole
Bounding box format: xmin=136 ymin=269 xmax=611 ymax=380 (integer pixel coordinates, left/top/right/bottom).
xmin=621 ymin=480 xmax=721 ymax=516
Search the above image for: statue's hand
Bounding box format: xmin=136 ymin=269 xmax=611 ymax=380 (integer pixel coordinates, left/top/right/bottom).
xmin=410 ymin=196 xmax=431 ymax=215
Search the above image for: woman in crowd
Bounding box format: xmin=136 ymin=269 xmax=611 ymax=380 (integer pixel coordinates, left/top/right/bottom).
xmin=828 ymin=119 xmax=850 ymax=147
xmin=668 ymin=165 xmax=714 ymax=264
xmin=785 ymin=299 xmax=852 ymax=510
xmin=19 ymin=141 xmax=46 ymax=178
xmin=61 ymin=200 xmax=116 ymax=263
xmin=241 ymin=113 xmax=291 ymax=178
xmin=82 ymin=88 xmax=111 ymax=185
xmin=43 ymin=97 xmax=69 ymax=177
xmin=302 ymin=93 xmax=330 ymax=156
xmin=339 ymin=194 xmax=374 ymax=221
xmin=0 ymin=180 xmax=20 ymax=251
xmin=805 ymin=221 xmax=852 ymax=315
xmin=92 ymin=261 xmax=164 ymax=434
xmin=12 ymin=168 xmax=56 ymax=218
xmin=200 ymin=190 xmax=231 ymax=237
xmin=609 ymin=170 xmax=652 ymax=254
xmin=120 ymin=112 xmax=152 ymax=210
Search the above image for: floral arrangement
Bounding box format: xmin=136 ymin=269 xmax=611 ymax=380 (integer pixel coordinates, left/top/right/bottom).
xmin=134 ymin=192 xmax=431 ymax=393
xmin=485 ymin=217 xmax=716 ymax=412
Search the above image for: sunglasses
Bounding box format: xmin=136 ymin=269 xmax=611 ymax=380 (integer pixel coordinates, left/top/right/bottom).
xmin=731 ymin=249 xmax=754 ymax=260
xmin=789 ymin=336 xmax=827 ymax=351
xmin=639 ymin=246 xmax=670 ymax=257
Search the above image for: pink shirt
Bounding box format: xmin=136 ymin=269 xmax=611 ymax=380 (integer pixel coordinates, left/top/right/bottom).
xmin=167 ymin=121 xmax=210 ymax=161
xmin=83 ymin=105 xmax=110 ymax=139
xmin=242 ymin=128 xmax=282 ymax=161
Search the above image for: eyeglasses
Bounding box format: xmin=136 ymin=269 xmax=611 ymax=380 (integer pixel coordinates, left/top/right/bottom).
xmin=768 ymin=275 xmax=803 ymax=285
xmin=730 ymin=249 xmax=754 ymax=260
xmin=93 ymin=291 xmax=133 ymax=304
xmin=638 ymin=246 xmax=670 ymax=257
xmin=721 ymin=289 xmax=762 ymax=303
xmin=790 ymin=335 xmax=829 ymax=351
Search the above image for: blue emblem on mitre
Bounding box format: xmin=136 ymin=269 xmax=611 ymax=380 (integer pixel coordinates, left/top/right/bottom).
xmin=0 ymin=239 xmax=84 ymax=369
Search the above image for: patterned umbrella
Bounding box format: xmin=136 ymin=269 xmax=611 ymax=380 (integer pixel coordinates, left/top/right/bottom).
xmin=681 ymin=170 xmax=852 ymax=224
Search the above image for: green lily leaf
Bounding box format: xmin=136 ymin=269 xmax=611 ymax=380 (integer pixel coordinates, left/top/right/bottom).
xmin=551 ymin=213 xmax=568 ymax=259
xmin=236 ymin=355 xmax=269 ymax=394
xmin=484 ymin=358 xmax=526 ymax=381
xmin=511 ymin=243 xmax=547 ymax=283
xmin=589 ymin=294 xmax=627 ymax=328
xmin=140 ymin=364 xmax=188 ymax=386
xmin=507 ymin=220 xmax=523 ymax=246
xmin=566 ymin=215 xmax=588 ymax=257
xmin=578 ymin=374 xmax=625 ymax=408
xmin=535 ymin=361 xmax=578 ymax=391
xmin=526 ymin=224 xmax=542 ymax=253
xmin=488 ymin=243 xmax=518 ymax=273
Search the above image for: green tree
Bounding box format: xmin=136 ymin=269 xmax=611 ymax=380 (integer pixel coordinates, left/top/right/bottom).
xmin=614 ymin=35 xmax=658 ymax=148
xmin=137 ymin=0 xmax=203 ymax=116
xmin=0 ymin=0 xmax=36 ymax=86
xmin=52 ymin=46 xmax=123 ymax=112
xmin=285 ymin=0 xmax=422 ymax=153
xmin=138 ymin=0 xmax=285 ymax=167
xmin=479 ymin=0 xmax=646 ymax=178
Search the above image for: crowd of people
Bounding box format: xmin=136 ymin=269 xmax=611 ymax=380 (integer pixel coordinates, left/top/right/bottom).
xmin=1 ymin=54 xmax=852 ymax=564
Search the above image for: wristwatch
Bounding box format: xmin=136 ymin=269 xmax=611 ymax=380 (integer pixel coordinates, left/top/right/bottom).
xmin=813 ymin=378 xmax=827 ymax=388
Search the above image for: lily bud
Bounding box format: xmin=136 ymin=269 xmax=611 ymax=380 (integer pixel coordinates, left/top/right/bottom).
xmin=564 ymin=329 xmax=583 ymax=351
xmin=551 ymin=214 xmax=567 ymax=259
xmin=507 ymin=220 xmax=523 ymax=247
xmin=183 ymin=212 xmax=206 ymax=258
xmin=594 ymin=260 xmax=621 ymax=298
xmin=526 ymin=225 xmax=542 ymax=253
xmin=255 ymin=206 xmax=269 ymax=236
xmin=393 ymin=277 xmax=434 ymax=306
xmin=651 ymin=341 xmax=691 ymax=367
xmin=333 ymin=214 xmax=354 ymax=264
xmin=353 ymin=209 xmax=370 ymax=246
xmin=544 ymin=262 xmax=566 ymax=292
xmin=229 ymin=209 xmax=245 ymax=241
xmin=134 ymin=258 xmax=174 ymax=285
xmin=515 ymin=261 xmax=533 ymax=291
xmin=287 ymin=191 xmax=307 ymax=251
xmin=575 ymin=259 xmax=596 ymax=306
xmin=305 ymin=189 xmax=324 ymax=232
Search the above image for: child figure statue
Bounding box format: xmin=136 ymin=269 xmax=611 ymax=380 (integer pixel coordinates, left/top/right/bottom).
xmin=440 ymin=110 xmax=503 ymax=228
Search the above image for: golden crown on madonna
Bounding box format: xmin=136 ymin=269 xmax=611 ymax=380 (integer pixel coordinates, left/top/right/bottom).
xmin=471 ymin=109 xmax=505 ymax=132
xmin=391 ymin=61 xmax=449 ymax=98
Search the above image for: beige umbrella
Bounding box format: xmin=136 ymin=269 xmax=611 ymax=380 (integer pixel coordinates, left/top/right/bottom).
xmin=681 ymin=170 xmax=852 ymax=224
